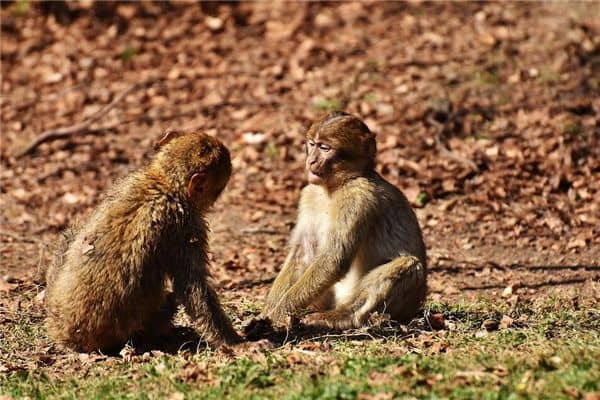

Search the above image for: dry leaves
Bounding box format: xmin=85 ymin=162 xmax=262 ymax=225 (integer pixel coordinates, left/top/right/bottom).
xmin=0 ymin=1 xmax=598 ymax=379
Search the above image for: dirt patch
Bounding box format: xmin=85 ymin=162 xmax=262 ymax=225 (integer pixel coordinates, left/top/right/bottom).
xmin=1 ymin=1 xmax=599 ymax=366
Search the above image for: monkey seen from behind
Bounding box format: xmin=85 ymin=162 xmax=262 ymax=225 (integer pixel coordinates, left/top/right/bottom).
xmin=46 ymin=131 xmax=241 ymax=352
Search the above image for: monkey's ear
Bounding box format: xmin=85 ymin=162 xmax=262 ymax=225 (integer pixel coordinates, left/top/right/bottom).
xmin=187 ymin=173 xmax=206 ymax=198
xmin=154 ymin=130 xmax=183 ymax=150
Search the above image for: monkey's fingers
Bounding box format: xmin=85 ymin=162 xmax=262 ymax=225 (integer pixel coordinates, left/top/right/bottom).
xmin=243 ymin=317 xmax=275 ymax=341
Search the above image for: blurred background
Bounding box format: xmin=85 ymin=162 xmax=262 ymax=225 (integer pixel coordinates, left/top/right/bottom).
xmin=1 ymin=3 xmax=599 ymax=397
xmin=1 ymin=1 xmax=598 ymax=299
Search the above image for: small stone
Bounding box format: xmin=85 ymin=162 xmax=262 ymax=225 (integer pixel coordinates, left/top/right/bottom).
xmin=205 ymin=17 xmax=223 ymax=31
xmin=482 ymin=319 xmax=499 ymax=331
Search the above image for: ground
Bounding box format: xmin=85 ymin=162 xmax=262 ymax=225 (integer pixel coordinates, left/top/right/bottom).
xmin=1 ymin=2 xmax=599 ymax=399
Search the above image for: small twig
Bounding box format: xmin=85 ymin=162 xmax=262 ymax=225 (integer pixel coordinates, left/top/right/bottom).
xmin=300 ymin=331 xmax=378 ymax=343
xmin=16 ymin=82 xmax=146 ymax=158
xmin=423 ymin=309 xmax=434 ymax=331
xmin=239 ymin=227 xmax=280 ymax=235
xmin=428 ymin=116 xmax=479 ymax=172
xmin=282 ymin=326 xmax=291 ymax=346
xmin=434 ymin=133 xmax=479 ymax=172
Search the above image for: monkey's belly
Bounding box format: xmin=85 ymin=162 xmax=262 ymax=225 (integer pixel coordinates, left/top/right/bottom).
xmin=332 ymin=264 xmax=363 ymax=306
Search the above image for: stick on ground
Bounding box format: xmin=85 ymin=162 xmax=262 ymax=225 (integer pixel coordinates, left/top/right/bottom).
xmin=16 ymin=82 xmax=145 ymax=158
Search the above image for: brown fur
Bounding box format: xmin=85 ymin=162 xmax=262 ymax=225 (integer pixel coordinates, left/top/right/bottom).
xmin=262 ymin=112 xmax=427 ymax=329
xmin=45 ymin=131 xmax=240 ymax=352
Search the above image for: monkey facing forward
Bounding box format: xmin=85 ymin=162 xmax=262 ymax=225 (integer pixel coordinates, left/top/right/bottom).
xmin=46 ymin=131 xmax=241 ymax=352
xmin=262 ymin=111 xmax=427 ymax=329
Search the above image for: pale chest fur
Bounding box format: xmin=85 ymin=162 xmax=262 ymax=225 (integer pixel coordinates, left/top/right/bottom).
xmin=294 ymin=186 xmax=333 ymax=265
xmin=332 ymin=256 xmax=365 ymax=305
xmin=294 ymin=185 xmax=367 ymax=306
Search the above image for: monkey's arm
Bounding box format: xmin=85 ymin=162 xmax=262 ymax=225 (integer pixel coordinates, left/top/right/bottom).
xmin=266 ymin=197 xmax=374 ymax=323
xmin=262 ymin=247 xmax=303 ymax=316
xmin=45 ymin=226 xmax=78 ymax=287
xmin=186 ymin=282 xmax=241 ymax=345
xmin=174 ymin=257 xmax=241 ymax=346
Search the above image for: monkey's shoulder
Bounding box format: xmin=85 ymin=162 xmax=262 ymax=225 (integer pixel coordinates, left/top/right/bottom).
xmin=373 ymin=175 xmax=411 ymax=204
xmin=341 ymin=175 xmax=415 ymax=219
xmin=101 ymin=171 xmax=188 ymax=224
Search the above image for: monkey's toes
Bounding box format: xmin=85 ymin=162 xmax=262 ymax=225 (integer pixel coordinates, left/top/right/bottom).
xmin=301 ymin=312 xmax=337 ymax=329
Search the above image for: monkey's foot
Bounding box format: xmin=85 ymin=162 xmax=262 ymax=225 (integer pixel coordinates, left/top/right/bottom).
xmin=302 ymin=311 xmax=356 ymax=330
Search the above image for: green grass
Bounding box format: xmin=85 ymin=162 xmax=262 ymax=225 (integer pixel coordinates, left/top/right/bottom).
xmin=121 ymin=46 xmax=138 ymax=63
xmin=1 ymin=296 xmax=599 ymax=399
xmin=10 ymin=0 xmax=30 ymax=16
xmin=312 ymin=98 xmax=344 ymax=111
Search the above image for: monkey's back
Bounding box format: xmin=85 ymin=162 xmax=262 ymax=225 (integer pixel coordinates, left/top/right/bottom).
xmin=45 ymin=172 xmax=181 ymax=352
xmin=368 ymin=174 xmax=427 ymax=268
xmin=367 ymin=173 xmax=428 ymax=317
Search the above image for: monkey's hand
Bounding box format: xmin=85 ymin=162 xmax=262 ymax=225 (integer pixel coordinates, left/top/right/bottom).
xmin=259 ymin=300 xmax=275 ymax=320
xmin=243 ymin=317 xmax=274 ymax=341
xmin=263 ymin=304 xmax=292 ymax=327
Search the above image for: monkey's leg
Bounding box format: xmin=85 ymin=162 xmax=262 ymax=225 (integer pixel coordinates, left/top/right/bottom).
xmin=378 ymin=256 xmax=427 ymax=323
xmin=140 ymin=292 xmax=177 ymax=339
xmin=303 ymin=255 xmax=425 ymax=329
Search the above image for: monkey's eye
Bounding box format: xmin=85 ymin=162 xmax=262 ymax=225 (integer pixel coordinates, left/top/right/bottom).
xmin=199 ymin=146 xmax=211 ymax=157
xmin=306 ymin=140 xmax=316 ymax=148
xmin=318 ymin=143 xmax=331 ymax=151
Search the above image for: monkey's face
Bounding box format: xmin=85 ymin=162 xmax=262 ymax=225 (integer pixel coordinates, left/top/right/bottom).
xmin=305 ymin=111 xmax=376 ymax=189
xmin=305 ymin=138 xmax=335 ymax=185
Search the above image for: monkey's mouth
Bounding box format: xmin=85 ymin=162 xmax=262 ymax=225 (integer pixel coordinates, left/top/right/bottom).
xmin=307 ymin=169 xmax=324 ymax=182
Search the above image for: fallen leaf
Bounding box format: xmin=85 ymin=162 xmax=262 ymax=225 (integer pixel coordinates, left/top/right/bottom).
xmin=499 ymin=315 xmax=514 ymax=329
xmin=119 ymin=345 xmax=135 ymax=362
xmin=427 ymin=313 xmax=446 ymax=330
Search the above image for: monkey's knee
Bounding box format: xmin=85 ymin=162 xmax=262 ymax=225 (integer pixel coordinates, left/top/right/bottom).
xmin=385 ymin=280 xmax=427 ymax=322
xmin=364 ymin=255 xmax=427 ymax=323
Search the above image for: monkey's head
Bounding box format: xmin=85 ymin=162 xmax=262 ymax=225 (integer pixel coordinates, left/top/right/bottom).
xmin=305 ymin=111 xmax=376 ymax=189
xmin=153 ymin=131 xmax=232 ymax=209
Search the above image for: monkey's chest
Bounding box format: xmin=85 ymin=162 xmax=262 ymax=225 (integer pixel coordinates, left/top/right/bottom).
xmin=298 ymin=213 xmax=332 ymax=265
